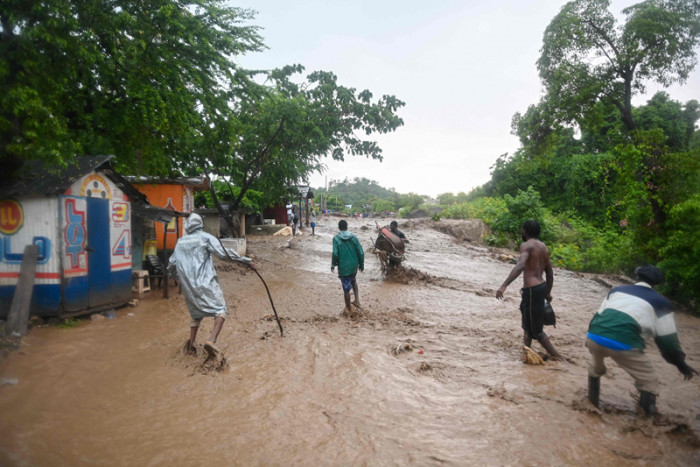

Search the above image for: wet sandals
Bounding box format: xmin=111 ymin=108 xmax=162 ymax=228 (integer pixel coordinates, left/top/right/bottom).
xmin=204 ymin=341 xmax=224 ymax=364
xmin=181 ymin=340 xmax=197 ymax=356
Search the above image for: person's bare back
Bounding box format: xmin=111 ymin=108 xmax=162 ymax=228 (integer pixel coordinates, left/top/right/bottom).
xmin=496 ymin=222 xmax=553 ymax=302
xmin=495 ymin=220 xmax=562 ymax=361
xmin=520 ymin=238 xmax=551 ymax=289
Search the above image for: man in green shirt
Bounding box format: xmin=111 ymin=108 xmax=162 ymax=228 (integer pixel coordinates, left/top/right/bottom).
xmin=331 ymin=220 xmax=364 ymax=311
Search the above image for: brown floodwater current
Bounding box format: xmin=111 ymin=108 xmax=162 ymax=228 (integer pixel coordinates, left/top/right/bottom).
xmin=1 ymin=217 xmax=699 ymax=466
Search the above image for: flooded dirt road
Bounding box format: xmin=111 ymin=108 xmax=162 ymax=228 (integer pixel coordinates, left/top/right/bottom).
xmin=1 ymin=217 xmax=699 ymax=466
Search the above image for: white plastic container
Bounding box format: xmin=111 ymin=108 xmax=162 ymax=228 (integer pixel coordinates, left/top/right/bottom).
xmin=219 ymin=238 xmax=247 ymax=256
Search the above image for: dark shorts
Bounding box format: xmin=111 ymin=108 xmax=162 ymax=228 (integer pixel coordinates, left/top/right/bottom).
xmin=520 ymin=282 xmax=547 ymax=340
xmin=340 ymin=274 xmax=357 ymax=293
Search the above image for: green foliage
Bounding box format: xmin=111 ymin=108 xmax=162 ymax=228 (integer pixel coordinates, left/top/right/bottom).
xmin=537 ymin=0 xmax=700 ymax=132
xmin=317 ymin=177 xmax=399 ymax=209
xmin=439 ymin=191 xmax=636 ymax=274
xmin=605 ymin=130 xmax=700 ymax=263
xmin=546 ymin=214 xmax=635 ymax=272
xmin=440 ymin=203 xmax=471 ymax=220
xmin=316 ymin=178 xmax=427 ymax=215
xmin=195 ymin=181 xmax=267 ymax=213
xmin=550 ymin=243 xmax=584 ymax=271
xmin=396 ymin=193 xmax=424 ymax=212
xmin=440 ymin=197 xmax=507 ymax=224
xmin=1 ymin=2 xmax=404 ymax=222
xmin=635 ymin=93 xmax=699 ymax=151
xmin=374 ymin=199 xmax=396 ymax=213
xmin=0 ymin=0 xmax=265 ymax=179
xmin=659 ymin=195 xmax=700 ymax=309
xmin=466 ymin=1 xmax=700 ymax=309
xmin=437 ymin=191 xmax=470 ymax=206
xmin=195 ymin=67 xmax=404 ymax=213
xmin=493 ymin=186 xmax=547 ymax=240
xmin=58 ymin=318 xmax=81 ymax=328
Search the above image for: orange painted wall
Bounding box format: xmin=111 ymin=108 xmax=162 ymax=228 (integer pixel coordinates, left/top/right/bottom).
xmin=134 ymin=184 xmax=184 ymax=250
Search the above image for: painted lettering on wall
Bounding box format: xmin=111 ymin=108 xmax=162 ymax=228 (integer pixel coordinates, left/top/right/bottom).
xmin=0 ymin=199 xmax=24 ymax=235
xmin=112 ymin=202 xmax=129 ymax=223
xmin=64 ymin=198 xmax=86 ymax=268
xmin=112 ymin=230 xmax=131 ymax=257
xmin=0 ymin=236 xmax=51 ymax=264
xmin=80 ymin=174 xmax=112 ymax=199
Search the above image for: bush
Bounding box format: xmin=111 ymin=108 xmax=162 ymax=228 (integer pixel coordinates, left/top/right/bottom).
xmin=438 ymin=191 xmax=639 ymax=279
xmin=492 ymin=186 xmax=548 ymax=241
xmin=440 ymin=197 xmax=507 ymax=225
xmin=659 ymin=195 xmax=700 ymax=312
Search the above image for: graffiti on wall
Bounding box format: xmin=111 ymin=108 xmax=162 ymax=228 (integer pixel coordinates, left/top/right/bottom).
xmin=62 ymin=197 xmax=87 ymax=276
xmin=0 ymin=199 xmax=23 ymax=235
xmin=80 ymin=174 xmax=112 ymax=199
xmin=0 ymin=199 xmax=51 ymax=265
xmin=111 ymin=201 xmax=131 ymax=261
xmin=63 ymin=198 xmax=86 ymax=272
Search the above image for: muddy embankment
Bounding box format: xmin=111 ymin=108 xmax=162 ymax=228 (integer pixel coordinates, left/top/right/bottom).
xmin=1 ymin=217 xmax=699 ymax=466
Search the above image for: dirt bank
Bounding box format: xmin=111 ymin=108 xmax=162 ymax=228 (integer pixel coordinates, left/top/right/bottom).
xmin=1 ymin=217 xmax=698 ymax=466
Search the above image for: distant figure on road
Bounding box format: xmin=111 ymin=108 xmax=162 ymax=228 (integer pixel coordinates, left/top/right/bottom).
xmin=389 ymin=220 xmax=409 ymax=243
xmin=585 ymin=265 xmax=697 ymax=417
xmin=310 ymin=210 xmax=317 ymax=235
xmin=168 ymin=214 xmax=255 ymax=363
xmin=331 ymin=220 xmax=364 ymax=312
xmin=286 ymin=200 xmax=293 ymax=226
xmin=496 ymin=219 xmax=564 ymax=361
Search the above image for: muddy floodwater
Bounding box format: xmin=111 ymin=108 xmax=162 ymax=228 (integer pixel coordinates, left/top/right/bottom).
xmin=1 ymin=217 xmax=699 ymax=466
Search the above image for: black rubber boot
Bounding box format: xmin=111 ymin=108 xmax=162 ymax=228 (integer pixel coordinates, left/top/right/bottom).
xmin=588 ymin=376 xmax=600 ymax=408
xmin=639 ymin=391 xmax=656 ymax=417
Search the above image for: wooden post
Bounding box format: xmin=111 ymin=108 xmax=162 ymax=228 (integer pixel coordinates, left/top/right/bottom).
xmin=6 ymin=244 xmax=39 ymax=336
xmin=163 ymin=221 xmax=169 ymax=299
xmin=238 ymin=212 xmax=245 ymax=238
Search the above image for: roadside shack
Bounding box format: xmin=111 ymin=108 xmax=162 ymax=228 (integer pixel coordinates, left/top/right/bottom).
xmin=0 ymin=156 xmax=180 ymax=318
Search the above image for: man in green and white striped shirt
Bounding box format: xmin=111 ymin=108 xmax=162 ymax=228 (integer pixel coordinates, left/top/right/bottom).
xmin=586 ymin=265 xmax=697 ymax=416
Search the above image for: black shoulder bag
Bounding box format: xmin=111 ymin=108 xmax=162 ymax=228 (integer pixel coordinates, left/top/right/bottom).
xmin=544 ymin=300 xmax=556 ymax=327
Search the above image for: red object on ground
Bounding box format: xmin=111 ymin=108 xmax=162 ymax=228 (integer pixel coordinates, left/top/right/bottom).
xmin=378 ymin=227 xmax=405 ymax=253
xmin=418 ymin=350 xmax=424 ymax=354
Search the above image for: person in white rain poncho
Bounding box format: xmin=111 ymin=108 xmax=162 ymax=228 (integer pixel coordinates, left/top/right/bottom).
xmin=168 ymin=214 xmax=255 ymax=360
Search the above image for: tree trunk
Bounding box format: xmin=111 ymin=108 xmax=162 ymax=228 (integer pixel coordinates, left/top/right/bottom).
xmin=621 ymin=75 xmax=637 ymax=132
xmin=208 ymin=181 xmax=236 ymax=236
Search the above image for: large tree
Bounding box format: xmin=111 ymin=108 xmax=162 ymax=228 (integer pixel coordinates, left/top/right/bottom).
xmin=0 ymin=0 xmax=264 ymax=179
xmin=537 ymin=0 xmax=700 ymax=133
xmin=190 ymin=65 xmax=404 ymax=224
xmin=2 ymin=2 xmax=404 ymax=229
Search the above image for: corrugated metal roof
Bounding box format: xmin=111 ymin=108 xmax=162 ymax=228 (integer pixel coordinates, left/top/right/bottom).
xmin=137 ymin=204 xmax=188 ymax=223
xmin=125 ymin=175 xmax=210 ymax=190
xmin=0 ymin=155 xmax=114 ymax=198
xmin=0 ymin=155 xmax=190 ymax=222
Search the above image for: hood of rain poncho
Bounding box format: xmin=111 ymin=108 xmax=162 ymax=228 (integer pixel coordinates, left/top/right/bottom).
xmin=337 ymin=231 xmax=354 ymax=240
xmin=185 ymin=213 xmax=204 ymax=233
xmin=167 ymin=219 xmax=251 ymax=320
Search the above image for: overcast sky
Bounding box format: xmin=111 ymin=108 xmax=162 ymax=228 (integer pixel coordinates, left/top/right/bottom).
xmin=233 ymin=0 xmax=700 ymax=197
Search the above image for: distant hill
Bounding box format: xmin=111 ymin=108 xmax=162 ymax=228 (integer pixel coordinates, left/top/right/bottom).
xmin=313 ymin=177 xmax=427 ymax=213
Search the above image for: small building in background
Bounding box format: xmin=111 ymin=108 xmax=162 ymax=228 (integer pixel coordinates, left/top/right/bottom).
xmin=0 ymin=156 xmax=176 ymax=318
xmin=262 ymin=204 xmax=287 ymax=226
xmin=262 ymin=186 xmax=315 ymax=227
xmin=128 ymin=176 xmax=209 ymax=251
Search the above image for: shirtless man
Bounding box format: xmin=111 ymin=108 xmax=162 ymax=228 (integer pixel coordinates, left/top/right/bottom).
xmin=496 ymin=220 xmax=564 ymax=361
